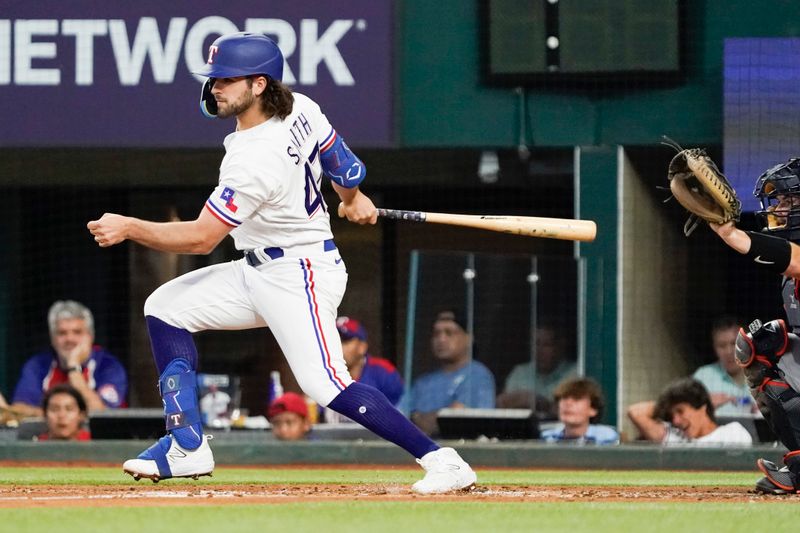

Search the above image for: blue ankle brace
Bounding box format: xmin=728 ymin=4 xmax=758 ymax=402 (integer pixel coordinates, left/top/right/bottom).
xmin=160 ymin=359 xmax=203 ymax=450
xmin=327 ymin=382 xmax=439 ymax=459
xmin=146 ymin=316 xmax=202 ymax=450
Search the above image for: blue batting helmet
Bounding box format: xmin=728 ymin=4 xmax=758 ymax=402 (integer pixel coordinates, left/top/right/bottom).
xmin=194 ymin=32 xmax=284 ymax=81
xmin=194 ymin=32 xmax=284 ymax=118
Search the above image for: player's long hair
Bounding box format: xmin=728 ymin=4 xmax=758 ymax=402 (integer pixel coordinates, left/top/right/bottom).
xmin=250 ymin=77 xmax=294 ymax=120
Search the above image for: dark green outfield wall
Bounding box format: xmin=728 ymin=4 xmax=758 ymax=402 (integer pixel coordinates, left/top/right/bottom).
xmin=0 ymin=438 xmax=783 ymax=471
xmin=399 ymin=0 xmax=800 ymax=148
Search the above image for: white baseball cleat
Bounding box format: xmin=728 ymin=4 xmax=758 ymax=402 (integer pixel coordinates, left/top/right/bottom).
xmin=411 ymin=447 xmax=477 ymax=494
xmin=123 ymin=434 xmax=214 ymax=483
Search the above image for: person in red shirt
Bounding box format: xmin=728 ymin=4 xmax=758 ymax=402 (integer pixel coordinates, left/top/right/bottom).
xmin=37 ymin=384 xmax=91 ymax=441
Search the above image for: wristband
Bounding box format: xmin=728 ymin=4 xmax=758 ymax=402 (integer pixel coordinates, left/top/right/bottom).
xmin=745 ymin=231 xmax=791 ymax=274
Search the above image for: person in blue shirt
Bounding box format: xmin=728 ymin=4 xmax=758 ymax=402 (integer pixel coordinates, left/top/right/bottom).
xmin=408 ymin=310 xmax=496 ymax=436
xmin=11 ymin=300 xmax=127 ymax=418
xmin=336 ymin=316 xmax=404 ymax=405
xmin=541 ymin=377 xmax=619 ymax=445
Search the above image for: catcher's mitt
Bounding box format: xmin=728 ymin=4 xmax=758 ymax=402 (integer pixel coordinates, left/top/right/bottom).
xmin=665 ymin=140 xmax=741 ymax=236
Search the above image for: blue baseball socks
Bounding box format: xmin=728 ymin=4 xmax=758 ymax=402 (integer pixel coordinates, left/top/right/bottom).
xmin=327 ymin=381 xmax=439 ymax=458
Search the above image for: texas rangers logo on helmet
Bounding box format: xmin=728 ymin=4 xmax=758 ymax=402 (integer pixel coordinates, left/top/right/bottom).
xmin=207 ymin=45 xmax=219 ymax=64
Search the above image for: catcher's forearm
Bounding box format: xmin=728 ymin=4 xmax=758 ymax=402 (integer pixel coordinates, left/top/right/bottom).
xmin=743 ymin=231 xmax=792 ymax=274
xmin=715 ymin=225 xmax=751 ymax=254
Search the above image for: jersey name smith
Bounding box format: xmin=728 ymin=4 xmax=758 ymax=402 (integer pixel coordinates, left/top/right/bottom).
xmin=286 ymin=113 xmax=313 ymax=165
xmin=204 ymin=93 xmax=336 ymax=250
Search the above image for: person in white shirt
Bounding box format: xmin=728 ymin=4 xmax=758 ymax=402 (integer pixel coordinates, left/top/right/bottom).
xmin=627 ymin=378 xmax=752 ymax=446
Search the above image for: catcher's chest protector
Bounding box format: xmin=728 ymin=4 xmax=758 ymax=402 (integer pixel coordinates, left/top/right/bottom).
xmin=782 ymin=278 xmax=800 ymax=332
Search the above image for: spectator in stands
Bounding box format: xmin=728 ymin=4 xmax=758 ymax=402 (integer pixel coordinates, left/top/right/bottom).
xmin=407 ymin=309 xmax=496 ymax=436
xmin=336 ymin=316 xmax=404 ymax=405
xmin=37 ymin=384 xmax=91 ymax=441
xmin=268 ymin=392 xmax=312 ymax=441
xmin=627 ymin=378 xmax=752 ymax=446
xmin=496 ymin=322 xmax=578 ymax=419
xmin=11 ymin=300 xmax=128 ymax=418
xmin=692 ymin=316 xmax=756 ymax=417
xmin=541 ymin=377 xmax=619 ymax=445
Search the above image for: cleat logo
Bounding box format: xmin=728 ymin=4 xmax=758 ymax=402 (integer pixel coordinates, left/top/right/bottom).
xmin=168 ymin=448 xmax=187 ymax=461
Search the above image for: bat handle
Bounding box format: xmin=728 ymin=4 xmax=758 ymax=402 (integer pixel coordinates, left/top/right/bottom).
xmin=338 ymin=205 xmax=427 ymax=222
xmin=377 ymin=208 xmax=427 ymax=222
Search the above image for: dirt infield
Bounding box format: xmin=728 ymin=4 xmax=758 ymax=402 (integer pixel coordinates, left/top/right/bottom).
xmin=0 ymin=461 xmax=788 ymax=508
xmin=0 ymin=483 xmax=782 ymax=508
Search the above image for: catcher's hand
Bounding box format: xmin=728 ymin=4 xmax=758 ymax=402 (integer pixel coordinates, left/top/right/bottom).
xmin=665 ymin=140 xmax=741 ymax=236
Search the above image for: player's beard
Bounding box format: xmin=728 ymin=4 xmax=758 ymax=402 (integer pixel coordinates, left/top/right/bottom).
xmin=216 ymin=91 xmax=256 ymax=119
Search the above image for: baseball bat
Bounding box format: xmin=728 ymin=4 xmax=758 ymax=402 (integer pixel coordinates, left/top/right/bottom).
xmin=337 ymin=204 xmax=597 ymax=242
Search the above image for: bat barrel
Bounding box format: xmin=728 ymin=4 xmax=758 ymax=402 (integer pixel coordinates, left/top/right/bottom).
xmin=422 ymin=212 xmax=597 ymax=242
xmin=341 ymin=205 xmax=597 ymax=242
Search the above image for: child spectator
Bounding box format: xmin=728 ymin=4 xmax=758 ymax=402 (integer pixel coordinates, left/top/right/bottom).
xmin=541 ymin=377 xmax=619 ymax=445
xmin=627 ymin=378 xmax=752 ymax=446
xmin=37 ymin=384 xmax=91 ymax=441
xmin=267 ymin=392 xmax=312 ymax=441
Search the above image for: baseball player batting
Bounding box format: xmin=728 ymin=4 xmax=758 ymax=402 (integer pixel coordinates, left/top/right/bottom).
xmin=87 ymin=32 xmax=475 ymax=494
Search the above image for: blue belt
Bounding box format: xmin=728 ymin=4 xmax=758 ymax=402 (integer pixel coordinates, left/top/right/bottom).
xmin=244 ymin=239 xmax=336 ymax=267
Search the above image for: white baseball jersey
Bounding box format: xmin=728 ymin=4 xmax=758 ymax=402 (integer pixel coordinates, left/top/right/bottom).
xmin=204 ymin=92 xmax=337 ymax=250
xmin=145 ymin=91 xmax=355 ymax=406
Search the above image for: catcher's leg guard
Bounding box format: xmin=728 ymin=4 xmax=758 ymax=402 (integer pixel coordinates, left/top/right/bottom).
xmin=759 ymin=382 xmax=800 ymax=452
xmin=752 ymin=382 xmax=800 ymax=493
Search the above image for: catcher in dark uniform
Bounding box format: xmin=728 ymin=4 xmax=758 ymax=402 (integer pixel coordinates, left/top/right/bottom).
xmin=692 ymin=157 xmax=800 ymax=494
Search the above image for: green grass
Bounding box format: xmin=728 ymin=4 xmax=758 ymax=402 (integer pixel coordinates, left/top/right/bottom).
xmin=1 ymin=467 xmax=796 ymax=533
xmin=0 ymin=465 xmax=758 ymax=486
xmin=4 ymin=501 xmax=800 ymax=533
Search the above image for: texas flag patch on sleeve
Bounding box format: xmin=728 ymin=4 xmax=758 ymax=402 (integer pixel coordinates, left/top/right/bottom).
xmin=220 ymin=187 xmax=239 ymax=213
xmin=205 ymin=185 xmax=244 ymax=227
